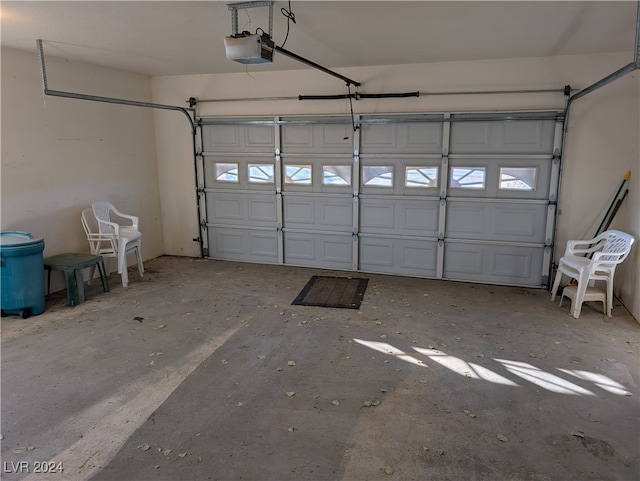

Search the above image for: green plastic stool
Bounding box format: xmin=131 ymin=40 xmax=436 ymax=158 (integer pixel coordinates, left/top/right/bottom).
xmin=44 ymin=253 xmax=110 ymax=306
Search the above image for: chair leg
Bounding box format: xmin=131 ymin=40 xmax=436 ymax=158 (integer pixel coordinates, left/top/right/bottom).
xmin=121 ymin=265 xmax=129 ymax=288
xmin=97 ymin=259 xmax=110 ymax=292
xmin=117 ymin=239 xmax=127 ymax=274
xmin=550 ymin=270 xmax=563 ymax=301
xmin=572 ymin=277 xmax=589 ymax=319
xmin=136 ymin=246 xmax=144 ymax=277
xmin=605 ymin=279 xmax=613 ymax=317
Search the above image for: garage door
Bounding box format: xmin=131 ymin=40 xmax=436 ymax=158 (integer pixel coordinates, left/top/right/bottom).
xmin=198 ymin=111 xmax=562 ymax=287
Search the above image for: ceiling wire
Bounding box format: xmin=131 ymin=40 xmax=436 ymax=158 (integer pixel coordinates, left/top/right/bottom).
xmin=344 ymin=84 xmax=351 ymax=139
xmin=245 ymin=64 xmax=256 ymax=80
xmin=280 ymin=1 xmax=296 ymax=48
xmin=347 ymin=84 xmax=359 ymax=132
xmin=243 ymin=8 xmax=252 ymax=32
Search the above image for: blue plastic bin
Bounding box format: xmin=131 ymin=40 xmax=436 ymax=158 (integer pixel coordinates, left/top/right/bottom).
xmin=0 ymin=231 xmax=46 ymax=318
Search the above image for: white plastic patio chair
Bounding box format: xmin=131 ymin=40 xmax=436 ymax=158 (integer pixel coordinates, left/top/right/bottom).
xmin=81 ymin=207 xmax=119 ymax=282
xmin=90 ymin=202 xmax=144 ymax=288
xmin=550 ymin=230 xmax=634 ymax=318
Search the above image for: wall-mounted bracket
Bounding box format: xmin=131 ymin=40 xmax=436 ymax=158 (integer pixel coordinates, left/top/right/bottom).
xmin=228 ymin=1 xmax=274 ymax=37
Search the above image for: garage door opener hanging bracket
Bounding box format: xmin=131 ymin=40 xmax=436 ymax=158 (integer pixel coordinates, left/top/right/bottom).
xmin=225 ymin=1 xmax=361 ymax=88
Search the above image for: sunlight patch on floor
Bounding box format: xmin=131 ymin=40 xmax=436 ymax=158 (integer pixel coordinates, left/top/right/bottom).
xmin=413 ymin=346 xmax=518 ymax=386
xmin=354 ymin=338 xmax=633 ymax=397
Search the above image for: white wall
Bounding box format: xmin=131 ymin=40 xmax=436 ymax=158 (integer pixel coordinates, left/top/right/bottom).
xmin=1 ymin=47 xmax=164 ymax=286
xmin=151 ymin=52 xmax=638 ymax=320
xmin=558 ymin=71 xmax=639 ymax=320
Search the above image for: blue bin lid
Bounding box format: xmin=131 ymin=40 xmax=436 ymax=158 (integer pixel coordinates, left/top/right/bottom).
xmin=0 ymin=231 xmax=45 ymax=255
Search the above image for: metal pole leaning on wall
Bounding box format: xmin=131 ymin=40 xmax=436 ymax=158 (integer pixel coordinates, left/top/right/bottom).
xmin=36 ymin=39 xmax=205 ymax=258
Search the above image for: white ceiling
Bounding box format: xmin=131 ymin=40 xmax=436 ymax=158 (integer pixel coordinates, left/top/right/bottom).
xmin=1 ymin=1 xmax=637 ymax=77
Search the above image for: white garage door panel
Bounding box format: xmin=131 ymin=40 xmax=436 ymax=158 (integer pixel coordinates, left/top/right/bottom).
xmin=283 ymin=198 xmax=313 ymax=225
xmin=283 ymin=196 xmax=353 ymax=231
xmin=209 ymin=227 xmax=279 ymax=262
xmin=450 ymin=116 xmax=555 ymax=154
xmin=202 ymin=123 xmax=275 ymax=153
xmin=249 ymin=198 xmax=277 ymax=222
xmin=206 ymin=193 xmax=276 ymax=227
xmin=281 ymin=123 xmax=353 ymax=154
xmin=211 ymin=196 xmax=242 ymax=221
xmin=360 ymin=198 xmax=439 ymax=236
xmin=446 ymin=201 xmax=547 ymax=243
xmin=284 ymin=233 xmax=352 ymax=269
xmin=444 ymin=242 xmax=543 ymax=285
xmin=360 ymin=202 xmax=394 ymax=228
xmin=321 ymin=201 xmax=353 ymax=228
xmin=360 ymin=237 xmax=438 ymax=277
xmin=213 ymin=228 xmax=243 ymax=255
xmin=360 ymin=119 xmax=443 ymax=153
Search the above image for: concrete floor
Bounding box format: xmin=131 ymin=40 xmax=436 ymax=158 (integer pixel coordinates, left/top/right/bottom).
xmin=1 ymin=255 xmax=639 ymax=481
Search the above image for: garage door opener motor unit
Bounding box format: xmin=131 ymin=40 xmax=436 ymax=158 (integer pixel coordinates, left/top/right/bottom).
xmin=224 ymin=31 xmax=274 ymax=64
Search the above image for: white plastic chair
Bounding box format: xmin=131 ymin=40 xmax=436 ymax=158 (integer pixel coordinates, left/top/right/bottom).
xmin=550 ymin=230 xmax=634 ymax=318
xmin=81 ymin=207 xmax=118 ymax=282
xmin=90 ymin=202 xmax=144 ymax=288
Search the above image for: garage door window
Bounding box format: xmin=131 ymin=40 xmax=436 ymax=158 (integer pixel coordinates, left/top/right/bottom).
xmin=248 ymin=163 xmax=275 ymax=184
xmin=285 ymin=165 xmax=312 ymax=185
xmin=405 ymin=166 xmax=439 ymax=188
xmin=499 ymin=167 xmax=537 ymax=191
xmin=362 ymin=166 xmax=393 ymax=187
xmin=450 ymin=167 xmax=486 ymax=189
xmin=214 ymin=162 xmax=239 ymax=182
xmin=323 ymin=165 xmax=352 ymax=186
